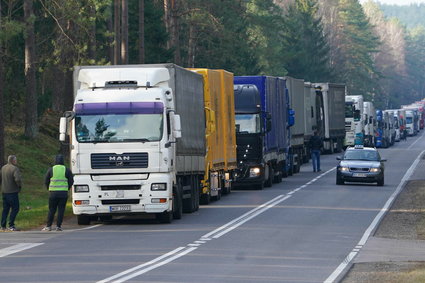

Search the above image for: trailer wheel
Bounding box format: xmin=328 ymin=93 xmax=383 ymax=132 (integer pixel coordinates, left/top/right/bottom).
xmin=77 ymin=215 xmax=91 ymax=225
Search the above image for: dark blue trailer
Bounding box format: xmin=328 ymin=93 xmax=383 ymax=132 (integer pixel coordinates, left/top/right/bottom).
xmin=233 ymin=76 xmax=293 ymax=189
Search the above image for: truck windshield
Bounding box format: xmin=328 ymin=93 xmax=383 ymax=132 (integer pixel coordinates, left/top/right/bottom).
xmin=235 ymin=114 xmax=261 ymax=134
xmin=406 ymin=117 xmax=413 ymax=124
xmin=75 ymin=114 xmax=163 ymax=143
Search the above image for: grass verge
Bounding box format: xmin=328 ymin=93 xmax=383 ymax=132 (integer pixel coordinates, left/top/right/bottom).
xmin=0 ymin=112 xmax=73 ymax=230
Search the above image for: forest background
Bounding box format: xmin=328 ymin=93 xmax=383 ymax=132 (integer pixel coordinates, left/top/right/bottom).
xmin=0 ymin=0 xmax=425 ymax=168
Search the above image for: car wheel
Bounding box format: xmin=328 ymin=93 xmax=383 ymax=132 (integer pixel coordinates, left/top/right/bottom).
xmin=377 ymin=178 xmax=384 ymax=186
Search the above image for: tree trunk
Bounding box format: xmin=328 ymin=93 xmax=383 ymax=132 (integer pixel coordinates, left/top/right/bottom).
xmin=0 ymin=0 xmax=5 ymax=166
xmin=139 ymin=0 xmax=145 ymax=63
xmin=187 ymin=24 xmax=195 ymax=67
xmin=24 ymin=0 xmax=38 ymax=139
xmin=88 ymin=4 xmax=96 ymax=60
xmin=114 ymin=0 xmax=121 ymax=64
xmin=171 ymin=0 xmax=181 ymax=65
xmin=107 ymin=3 xmax=114 ymax=63
xmin=51 ymin=66 xmax=65 ymax=112
xmin=164 ymin=0 xmax=171 ymax=49
xmin=121 ymin=0 xmax=129 ymax=64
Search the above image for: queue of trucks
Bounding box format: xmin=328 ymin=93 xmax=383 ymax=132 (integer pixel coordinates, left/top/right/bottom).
xmin=58 ymin=63 xmax=422 ymax=225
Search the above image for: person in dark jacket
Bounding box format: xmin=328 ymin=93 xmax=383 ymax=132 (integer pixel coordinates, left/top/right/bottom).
xmin=309 ymin=131 xmax=323 ymax=172
xmin=42 ymin=154 xmax=73 ymax=231
xmin=0 ymin=155 xmax=22 ymax=231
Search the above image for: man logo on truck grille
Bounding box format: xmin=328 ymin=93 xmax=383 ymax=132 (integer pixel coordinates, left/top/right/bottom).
xmin=109 ymin=155 xmax=130 ymax=166
xmin=109 ymin=156 xmax=130 ymax=161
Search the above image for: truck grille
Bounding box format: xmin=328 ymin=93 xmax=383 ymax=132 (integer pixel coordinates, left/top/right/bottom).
xmin=91 ymin=153 xmax=148 ymax=169
xmin=101 ymin=199 xmax=140 ymax=205
xmin=101 ymin=185 xmax=141 ymax=191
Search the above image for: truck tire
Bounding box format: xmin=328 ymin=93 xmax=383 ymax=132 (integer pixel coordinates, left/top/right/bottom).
xmin=157 ymin=211 xmax=173 ymax=223
xmin=255 ymin=182 xmax=264 ymax=190
xmin=265 ymin=166 xmax=273 ymax=187
xmin=273 ymin=169 xmax=282 ymax=183
xmin=200 ymin=191 xmax=211 ymax=205
xmin=173 ymin=186 xmax=183 ymax=219
xmin=77 ymin=215 xmax=91 ymax=225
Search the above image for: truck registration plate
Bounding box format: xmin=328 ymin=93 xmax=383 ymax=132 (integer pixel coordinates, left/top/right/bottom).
xmin=110 ymin=205 xmax=131 ymax=212
xmin=353 ymin=173 xmax=367 ymax=177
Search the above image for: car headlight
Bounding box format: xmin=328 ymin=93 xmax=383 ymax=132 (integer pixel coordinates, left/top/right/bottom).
xmin=151 ymin=183 xmax=167 ymax=191
xmin=249 ymin=167 xmax=261 ymax=177
xmin=74 ymin=185 xmax=89 ymax=193
xmin=339 ymin=167 xmax=350 ymax=172
xmin=370 ymin=168 xmax=381 ymax=173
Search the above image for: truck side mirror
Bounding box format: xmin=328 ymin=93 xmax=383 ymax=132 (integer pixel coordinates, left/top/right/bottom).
xmin=59 ymin=117 xmax=67 ymax=142
xmin=172 ymin=113 xmax=182 ymax=139
xmin=288 ymin=109 xmax=295 ymax=127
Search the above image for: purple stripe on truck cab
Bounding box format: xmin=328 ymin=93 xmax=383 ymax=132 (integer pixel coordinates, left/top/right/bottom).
xmin=75 ymin=102 xmax=164 ymax=115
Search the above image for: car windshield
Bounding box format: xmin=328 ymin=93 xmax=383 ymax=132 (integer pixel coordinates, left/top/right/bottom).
xmin=235 ymin=114 xmax=261 ymax=134
xmin=75 ymin=114 xmax=163 ymax=143
xmin=344 ymin=150 xmax=380 ymax=161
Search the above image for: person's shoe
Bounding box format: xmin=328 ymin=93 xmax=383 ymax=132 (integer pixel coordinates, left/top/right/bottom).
xmin=318 ymin=169 xmax=322 ymax=172
xmin=41 ymin=226 xmax=52 ymax=231
xmin=8 ymin=226 xmax=19 ymax=231
xmin=55 ymin=227 xmax=63 ymax=232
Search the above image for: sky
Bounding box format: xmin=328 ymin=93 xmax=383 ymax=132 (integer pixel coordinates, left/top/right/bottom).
xmin=360 ymin=0 xmax=425 ymax=4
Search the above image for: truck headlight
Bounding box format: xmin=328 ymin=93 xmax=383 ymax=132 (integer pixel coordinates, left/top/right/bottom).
xmin=151 ymin=183 xmax=167 ymax=191
xmin=249 ymin=167 xmax=261 ymax=177
xmin=339 ymin=167 xmax=349 ymax=172
xmin=74 ymin=185 xmax=89 ymax=193
xmin=370 ymin=168 xmax=381 ymax=173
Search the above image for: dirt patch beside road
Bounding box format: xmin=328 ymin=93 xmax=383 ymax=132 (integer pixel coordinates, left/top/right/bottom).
xmin=342 ymin=180 xmax=425 ymax=282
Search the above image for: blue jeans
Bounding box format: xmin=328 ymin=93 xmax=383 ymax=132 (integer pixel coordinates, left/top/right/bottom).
xmin=1 ymin=193 xmax=20 ymax=228
xmin=311 ymin=150 xmax=321 ymax=172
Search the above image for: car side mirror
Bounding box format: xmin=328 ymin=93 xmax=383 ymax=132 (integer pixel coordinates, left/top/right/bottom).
xmin=380 ymin=159 xmax=387 ymax=162
xmin=336 ymin=156 xmax=342 ymax=160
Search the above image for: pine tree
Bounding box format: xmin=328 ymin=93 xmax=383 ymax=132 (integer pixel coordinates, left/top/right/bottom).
xmin=279 ymin=0 xmax=331 ymax=81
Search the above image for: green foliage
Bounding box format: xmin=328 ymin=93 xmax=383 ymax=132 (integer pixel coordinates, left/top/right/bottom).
xmin=279 ymin=0 xmax=331 ymax=81
xmin=333 ymin=0 xmax=380 ymax=99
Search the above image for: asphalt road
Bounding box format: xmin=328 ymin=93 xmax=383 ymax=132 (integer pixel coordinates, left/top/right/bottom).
xmin=1 ymin=132 xmax=424 ymax=283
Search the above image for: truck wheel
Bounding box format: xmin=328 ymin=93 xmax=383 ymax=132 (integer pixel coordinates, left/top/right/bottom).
xmin=273 ymin=170 xmax=282 ymax=183
xmin=77 ymin=215 xmax=91 ymax=225
xmin=200 ymin=191 xmax=211 ymax=205
xmin=265 ymin=166 xmax=273 ymax=187
xmin=173 ymin=186 xmax=183 ymax=219
xmin=157 ymin=211 xmax=173 ymax=223
xmin=255 ymin=182 xmax=264 ymax=190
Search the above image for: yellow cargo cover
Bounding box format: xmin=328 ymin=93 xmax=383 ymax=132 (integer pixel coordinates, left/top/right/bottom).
xmin=189 ymin=69 xmax=237 ymax=173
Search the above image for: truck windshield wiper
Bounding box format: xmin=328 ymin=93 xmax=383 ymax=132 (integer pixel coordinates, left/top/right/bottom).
xmin=121 ymin=138 xmax=151 ymax=143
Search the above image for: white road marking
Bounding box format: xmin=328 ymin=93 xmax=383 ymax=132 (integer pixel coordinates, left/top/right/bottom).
xmin=408 ymin=130 xmax=424 ymax=149
xmin=0 ymin=243 xmax=43 ymax=258
xmin=98 ymin=166 xmax=334 ymax=283
xmin=324 ymin=149 xmax=425 ymax=283
xmin=97 ymin=247 xmax=187 ymax=283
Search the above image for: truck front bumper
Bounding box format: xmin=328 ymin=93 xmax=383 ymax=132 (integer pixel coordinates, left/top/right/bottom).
xmin=72 ymin=173 xmax=173 ymax=216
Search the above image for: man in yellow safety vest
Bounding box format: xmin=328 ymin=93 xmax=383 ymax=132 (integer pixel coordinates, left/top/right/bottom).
xmin=42 ymin=154 xmax=73 ymax=231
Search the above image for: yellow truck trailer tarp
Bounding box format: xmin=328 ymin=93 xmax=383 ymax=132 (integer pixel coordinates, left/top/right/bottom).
xmin=189 ymin=68 xmax=237 ymax=173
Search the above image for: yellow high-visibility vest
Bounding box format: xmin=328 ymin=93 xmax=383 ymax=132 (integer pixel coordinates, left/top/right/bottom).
xmin=49 ymin=165 xmax=68 ymax=191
